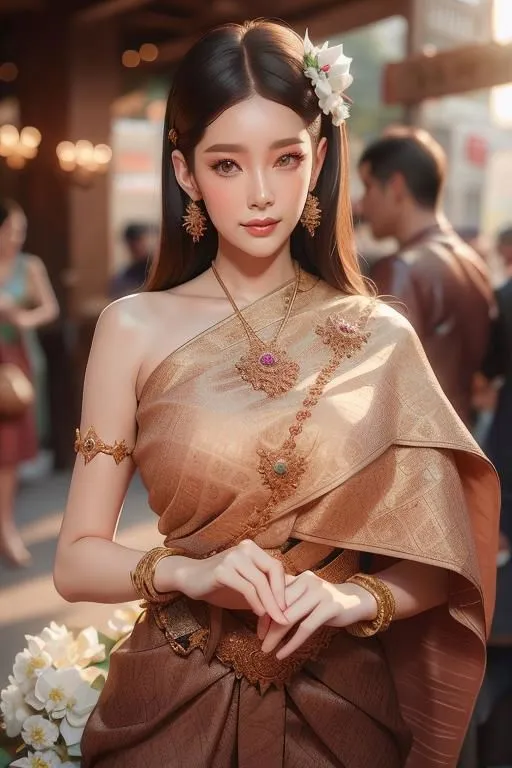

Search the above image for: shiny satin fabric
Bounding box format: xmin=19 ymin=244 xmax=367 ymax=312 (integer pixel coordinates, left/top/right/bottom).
xmin=81 ymin=272 xmax=499 ymax=768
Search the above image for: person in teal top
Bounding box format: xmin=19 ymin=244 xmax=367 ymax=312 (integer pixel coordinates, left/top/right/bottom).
xmin=0 ymin=199 xmax=59 ymax=566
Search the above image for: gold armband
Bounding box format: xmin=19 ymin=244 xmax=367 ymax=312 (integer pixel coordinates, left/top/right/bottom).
xmin=130 ymin=546 xmax=185 ymax=606
xmin=74 ymin=427 xmax=133 ymax=465
xmin=345 ymin=573 xmax=396 ymax=638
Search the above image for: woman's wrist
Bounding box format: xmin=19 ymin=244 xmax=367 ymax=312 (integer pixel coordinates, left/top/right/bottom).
xmin=153 ymin=554 xmax=191 ymax=593
xmin=346 ymin=583 xmax=379 ymax=622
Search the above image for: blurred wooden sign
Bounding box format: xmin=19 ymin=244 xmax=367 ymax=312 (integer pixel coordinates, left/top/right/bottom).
xmin=383 ymin=41 xmax=512 ymax=105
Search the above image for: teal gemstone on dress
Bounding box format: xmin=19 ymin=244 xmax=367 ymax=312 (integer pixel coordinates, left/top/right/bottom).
xmin=273 ymin=460 xmax=288 ymax=476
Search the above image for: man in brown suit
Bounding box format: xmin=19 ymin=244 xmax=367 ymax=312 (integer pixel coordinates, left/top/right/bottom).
xmin=358 ymin=128 xmax=493 ymax=425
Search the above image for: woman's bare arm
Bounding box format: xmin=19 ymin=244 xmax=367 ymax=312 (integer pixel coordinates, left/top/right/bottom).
xmin=15 ymin=256 xmax=60 ymax=329
xmin=53 ymin=296 xmax=187 ymax=604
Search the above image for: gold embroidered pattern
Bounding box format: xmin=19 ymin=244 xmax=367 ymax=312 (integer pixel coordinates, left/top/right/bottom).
xmin=215 ymin=622 xmax=336 ymax=691
xmin=74 ymin=427 xmax=133 ymax=465
xmin=225 ymin=301 xmax=375 ymax=547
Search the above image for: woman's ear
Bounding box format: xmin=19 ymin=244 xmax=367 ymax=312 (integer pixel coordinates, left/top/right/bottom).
xmin=171 ymin=150 xmax=201 ymax=201
xmin=310 ymin=136 xmax=328 ymax=191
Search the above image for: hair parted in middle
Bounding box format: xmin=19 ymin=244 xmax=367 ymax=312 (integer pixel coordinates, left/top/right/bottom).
xmin=147 ymin=19 xmax=367 ymax=296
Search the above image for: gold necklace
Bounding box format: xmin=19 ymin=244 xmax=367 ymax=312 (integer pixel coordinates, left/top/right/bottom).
xmin=211 ymin=262 xmax=301 ymax=398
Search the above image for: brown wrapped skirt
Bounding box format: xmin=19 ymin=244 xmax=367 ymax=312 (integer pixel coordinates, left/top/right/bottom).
xmin=81 ymin=605 xmax=411 ymax=768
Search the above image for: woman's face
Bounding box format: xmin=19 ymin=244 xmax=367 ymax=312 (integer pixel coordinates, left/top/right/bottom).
xmin=173 ymin=94 xmax=326 ymax=259
xmin=0 ymin=211 xmax=27 ymax=256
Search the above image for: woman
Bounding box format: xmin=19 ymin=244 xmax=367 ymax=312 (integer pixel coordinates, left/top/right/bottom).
xmin=0 ymin=199 xmax=59 ymax=566
xmin=54 ymin=21 xmax=499 ymax=768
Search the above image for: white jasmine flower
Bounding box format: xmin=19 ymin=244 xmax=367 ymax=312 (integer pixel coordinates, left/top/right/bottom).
xmin=59 ymin=680 xmax=100 ymax=747
xmin=331 ymin=99 xmax=350 ymax=127
xmin=303 ymin=28 xmax=353 ymax=126
xmin=71 ymin=627 xmax=105 ymax=667
xmin=33 ymin=667 xmax=100 ymax=747
xmin=13 ymin=636 xmax=53 ymax=694
xmin=107 ymin=604 xmax=141 ymax=639
xmin=11 ymin=750 xmax=72 ymax=768
xmin=303 ymin=29 xmax=315 ymax=57
xmin=41 ymin=626 xmax=105 ymax=670
xmin=21 ymin=714 xmax=59 ymax=751
xmin=39 ymin=622 xmax=71 ymax=645
xmin=0 ymin=681 xmax=32 ymax=737
xmin=33 ymin=667 xmax=86 ymax=719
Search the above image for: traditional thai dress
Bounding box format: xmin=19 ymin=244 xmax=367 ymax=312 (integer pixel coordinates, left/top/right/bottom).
xmin=81 ymin=272 xmax=499 ymax=768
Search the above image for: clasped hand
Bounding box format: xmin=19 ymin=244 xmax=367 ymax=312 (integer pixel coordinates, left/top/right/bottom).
xmin=177 ymin=539 xmax=376 ymax=661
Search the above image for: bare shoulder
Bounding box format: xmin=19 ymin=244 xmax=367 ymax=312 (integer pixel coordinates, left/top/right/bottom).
xmin=92 ymin=290 xmax=190 ymax=375
xmin=94 ymin=292 xmax=168 ymax=345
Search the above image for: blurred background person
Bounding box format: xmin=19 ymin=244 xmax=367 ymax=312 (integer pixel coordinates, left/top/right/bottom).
xmin=109 ymin=222 xmax=157 ymax=299
xmin=358 ymin=127 xmax=494 ymax=425
xmin=0 ymin=199 xmax=59 ymax=567
xmin=483 ymin=225 xmax=512 ymax=552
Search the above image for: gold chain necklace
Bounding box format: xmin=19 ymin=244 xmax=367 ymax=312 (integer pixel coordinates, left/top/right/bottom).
xmin=211 ymin=262 xmax=301 ymax=398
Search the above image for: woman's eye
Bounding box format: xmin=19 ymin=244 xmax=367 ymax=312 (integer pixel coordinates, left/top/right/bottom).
xmin=213 ymin=160 xmax=239 ymax=175
xmin=276 ymin=153 xmax=304 ymax=168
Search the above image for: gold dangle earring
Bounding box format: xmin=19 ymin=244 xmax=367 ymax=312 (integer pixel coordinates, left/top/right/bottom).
xmin=183 ymin=199 xmax=207 ymax=243
xmin=300 ymin=192 xmax=321 ymax=237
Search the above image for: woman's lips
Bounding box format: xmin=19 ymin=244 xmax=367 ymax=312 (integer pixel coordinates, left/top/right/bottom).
xmin=241 ymin=219 xmax=280 ymax=237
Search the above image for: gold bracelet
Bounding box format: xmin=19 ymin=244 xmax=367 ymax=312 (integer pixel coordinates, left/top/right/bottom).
xmin=345 ymin=573 xmax=396 ymax=638
xmin=130 ymin=547 xmax=185 ymax=605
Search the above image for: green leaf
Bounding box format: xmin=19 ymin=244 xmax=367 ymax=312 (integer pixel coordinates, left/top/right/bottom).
xmin=97 ymin=631 xmax=117 ymax=656
xmin=91 ymin=658 xmax=110 ymax=676
xmin=90 ymin=673 xmax=107 ymax=691
xmin=0 ymin=748 xmax=12 ymax=768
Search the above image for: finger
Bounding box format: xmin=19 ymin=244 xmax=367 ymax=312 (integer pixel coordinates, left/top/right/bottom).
xmin=276 ymin=605 xmax=330 ymax=660
xmin=261 ymin=592 xmax=320 ymax=654
xmin=249 ymin=547 xmax=288 ymax=612
xmin=283 ymin=575 xmax=309 ymax=608
xmin=215 ymin=567 xmax=265 ymax=616
xmin=257 ymin=613 xmax=272 ymax=641
xmin=284 ymin=591 xmax=320 ymax=624
xmin=266 ymin=562 xmax=287 ymax=612
xmin=261 ymin=620 xmax=292 ymax=654
xmin=236 ymin=561 xmax=288 ymax=625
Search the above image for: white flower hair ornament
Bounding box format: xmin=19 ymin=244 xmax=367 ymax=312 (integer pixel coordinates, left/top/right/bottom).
xmin=303 ymin=29 xmax=353 ymax=127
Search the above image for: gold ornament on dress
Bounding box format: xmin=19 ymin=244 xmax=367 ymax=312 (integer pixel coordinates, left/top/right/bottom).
xmin=345 ymin=572 xmax=396 ymax=637
xmin=74 ymin=427 xmax=133 ymax=465
xmin=220 ymin=300 xmax=375 ymax=550
xmin=183 ymin=199 xmax=207 ymax=243
xmin=211 ymin=261 xmax=301 ymax=398
xmin=300 ymin=192 xmax=321 ymax=237
xmin=168 ymin=127 xmax=178 ymax=146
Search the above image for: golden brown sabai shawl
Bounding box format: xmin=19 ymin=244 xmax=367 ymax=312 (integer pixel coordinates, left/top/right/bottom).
xmin=84 ymin=272 xmax=499 ymax=768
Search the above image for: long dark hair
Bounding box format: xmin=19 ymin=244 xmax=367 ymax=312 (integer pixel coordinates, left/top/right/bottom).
xmin=147 ymin=20 xmax=366 ymax=295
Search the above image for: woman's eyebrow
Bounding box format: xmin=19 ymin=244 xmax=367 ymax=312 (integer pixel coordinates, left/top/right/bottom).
xmin=204 ymin=137 xmax=305 ymax=153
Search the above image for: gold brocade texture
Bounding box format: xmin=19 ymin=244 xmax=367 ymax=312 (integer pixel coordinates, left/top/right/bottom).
xmin=130 ymin=274 xmax=499 ymax=768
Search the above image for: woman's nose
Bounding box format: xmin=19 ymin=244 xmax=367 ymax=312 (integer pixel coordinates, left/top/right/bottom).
xmin=247 ymin=169 xmax=275 ymax=210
